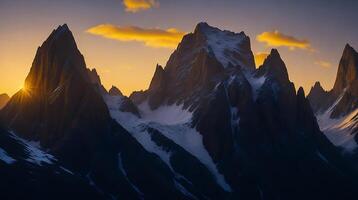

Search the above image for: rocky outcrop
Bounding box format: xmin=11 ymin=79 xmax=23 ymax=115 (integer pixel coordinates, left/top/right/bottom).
xmin=109 ymin=86 xmax=123 ymax=96
xmin=0 ymin=94 xmax=9 ymax=109
xmin=307 ymin=81 xmax=330 ymax=113
xmin=87 ymin=68 xmax=108 ymax=94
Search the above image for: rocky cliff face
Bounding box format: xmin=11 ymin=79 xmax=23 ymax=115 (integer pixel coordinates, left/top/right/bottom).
xmin=87 ymin=68 xmax=108 ymax=94
xmin=308 ymin=44 xmax=358 ymax=152
xmin=109 ymin=86 xmax=123 ymax=96
xmin=332 ymin=44 xmax=358 ymax=95
xmin=0 ymin=94 xmax=9 ymax=109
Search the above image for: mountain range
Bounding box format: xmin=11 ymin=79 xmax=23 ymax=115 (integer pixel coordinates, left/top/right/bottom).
xmin=0 ymin=23 xmax=357 ymax=200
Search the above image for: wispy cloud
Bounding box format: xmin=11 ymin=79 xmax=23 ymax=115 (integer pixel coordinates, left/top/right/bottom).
xmin=256 ymin=30 xmax=313 ymax=51
xmin=314 ymin=60 xmax=331 ymax=68
xmin=123 ymin=0 xmax=159 ymax=13
xmin=86 ymin=24 xmax=185 ymax=49
xmin=254 ymin=52 xmax=269 ymax=67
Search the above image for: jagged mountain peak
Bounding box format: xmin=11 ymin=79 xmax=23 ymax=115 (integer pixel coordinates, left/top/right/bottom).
xmin=54 ymin=24 xmax=70 ymax=33
xmin=332 ymin=44 xmax=358 ymax=94
xmin=313 ymin=81 xmax=323 ymax=89
xmin=44 ymin=24 xmax=76 ymax=49
xmin=109 ymin=85 xmax=123 ymax=96
xmin=148 ymin=64 xmax=166 ymax=91
xmin=87 ymin=68 xmax=108 ymax=94
xmin=24 ymin=23 xmax=89 ymax=94
xmin=87 ymin=68 xmax=101 ymax=84
xmin=194 ymin=22 xmax=246 ymax=38
xmin=258 ymin=48 xmax=289 ymax=84
xmin=189 ymin=22 xmax=254 ymax=69
xmin=297 ymin=86 xmax=305 ymax=97
xmin=309 ymin=81 xmax=326 ymax=94
xmin=343 ymin=43 xmax=356 ymax=54
xmin=154 ymin=63 xmax=164 ymax=73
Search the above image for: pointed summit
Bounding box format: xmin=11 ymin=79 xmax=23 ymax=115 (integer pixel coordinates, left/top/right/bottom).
xmin=259 ymin=49 xmax=289 ymax=84
xmin=1 ymin=24 xmax=112 ymax=170
xmin=332 ymin=44 xmax=358 ymax=94
xmin=45 ymin=24 xmax=76 ymax=48
xmin=109 ymin=86 xmax=123 ymax=96
xmin=86 ymin=68 xmax=108 ymax=94
xmin=194 ymin=22 xmax=211 ymax=32
xmin=24 ymin=23 xmax=89 ymax=94
xmin=343 ymin=43 xmax=354 ymax=53
xmin=148 ymin=64 xmax=166 ymax=92
xmin=307 ymin=81 xmax=330 ymax=113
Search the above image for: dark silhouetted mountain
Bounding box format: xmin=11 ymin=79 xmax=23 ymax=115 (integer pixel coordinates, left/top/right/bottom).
xmin=0 ymin=94 xmax=9 ymax=109
xmin=0 ymin=24 xmax=114 ymax=171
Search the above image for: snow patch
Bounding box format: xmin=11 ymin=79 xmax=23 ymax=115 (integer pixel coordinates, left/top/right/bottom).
xmin=244 ymin=71 xmax=266 ymax=100
xmin=149 ymin=123 xmax=232 ymax=192
xmin=10 ymin=132 xmax=57 ymax=166
xmin=317 ymin=95 xmax=358 ymax=152
xmin=0 ymin=147 xmax=16 ymax=164
xmin=204 ymin=27 xmax=248 ymax=68
xmin=138 ymin=101 xmax=193 ymax=125
xmin=105 ymin=96 xmax=232 ymax=192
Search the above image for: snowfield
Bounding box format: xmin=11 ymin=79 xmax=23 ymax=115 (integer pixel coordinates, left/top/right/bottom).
xmin=317 ymin=95 xmax=358 ymax=152
xmin=9 ymin=132 xmax=57 ymax=166
xmin=105 ymin=95 xmax=232 ymax=192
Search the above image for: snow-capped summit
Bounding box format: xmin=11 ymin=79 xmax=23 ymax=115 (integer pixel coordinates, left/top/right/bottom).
xmin=193 ymin=22 xmax=255 ymax=69
xmin=130 ymin=22 xmax=256 ymax=109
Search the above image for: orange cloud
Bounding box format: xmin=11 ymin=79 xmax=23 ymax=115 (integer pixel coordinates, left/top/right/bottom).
xmin=256 ymin=30 xmax=312 ymax=51
xmin=254 ymin=52 xmax=269 ymax=67
xmin=314 ymin=60 xmax=331 ymax=68
xmin=123 ymin=0 xmax=159 ymax=13
xmin=86 ymin=24 xmax=185 ymax=49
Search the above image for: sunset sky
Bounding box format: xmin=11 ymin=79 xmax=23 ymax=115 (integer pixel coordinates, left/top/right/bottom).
xmin=1 ymin=0 xmax=358 ymax=96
